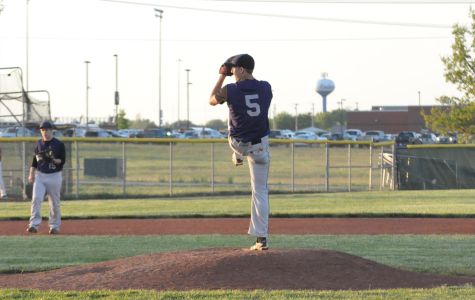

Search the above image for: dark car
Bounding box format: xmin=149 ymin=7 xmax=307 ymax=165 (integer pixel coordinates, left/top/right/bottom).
xmin=396 ymin=131 xmax=422 ymax=147
xmin=142 ymin=128 xmax=168 ymax=138
xmin=269 ymin=130 xmax=287 ymax=139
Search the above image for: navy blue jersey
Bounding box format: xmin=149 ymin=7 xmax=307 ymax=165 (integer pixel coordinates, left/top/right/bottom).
xmin=222 ymin=79 xmax=272 ymax=141
xmin=31 ymin=137 xmax=66 ymax=173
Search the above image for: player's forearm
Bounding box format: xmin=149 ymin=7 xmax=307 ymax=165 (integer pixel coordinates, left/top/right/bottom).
xmin=28 ymin=167 xmax=36 ymax=183
xmin=209 ymin=75 xmax=226 ymax=106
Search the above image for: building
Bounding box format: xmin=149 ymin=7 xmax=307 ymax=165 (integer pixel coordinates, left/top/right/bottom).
xmin=346 ymin=106 xmax=440 ymax=134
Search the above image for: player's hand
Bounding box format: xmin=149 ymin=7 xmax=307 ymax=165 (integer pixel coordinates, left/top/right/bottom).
xmin=28 ymin=175 xmax=34 ymax=184
xmin=219 ymin=63 xmax=233 ymax=76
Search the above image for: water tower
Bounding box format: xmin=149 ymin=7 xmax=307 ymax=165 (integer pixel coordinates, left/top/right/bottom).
xmin=316 ymin=73 xmax=335 ymax=113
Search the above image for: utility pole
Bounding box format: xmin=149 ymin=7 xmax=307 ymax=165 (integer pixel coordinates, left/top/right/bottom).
xmin=294 ymin=103 xmax=298 ymax=131
xmin=85 ymin=61 xmax=90 ymax=130
xmin=311 ymin=103 xmax=315 ymax=128
xmin=114 ymin=54 xmax=119 ymax=129
xmin=177 ymin=58 xmax=182 ymax=123
xmin=185 ymin=69 xmax=191 ymax=129
xmin=154 ymin=8 xmax=164 ymax=126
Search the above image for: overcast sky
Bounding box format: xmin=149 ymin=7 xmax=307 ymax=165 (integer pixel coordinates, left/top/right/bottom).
xmin=0 ymin=0 xmax=473 ymax=126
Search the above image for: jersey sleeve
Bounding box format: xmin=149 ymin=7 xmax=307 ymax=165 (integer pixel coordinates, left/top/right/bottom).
xmin=215 ymin=86 xmax=228 ymax=104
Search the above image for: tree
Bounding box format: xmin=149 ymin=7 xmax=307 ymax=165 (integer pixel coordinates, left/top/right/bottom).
xmin=129 ymin=115 xmax=156 ymax=129
xmin=170 ymin=120 xmax=195 ymax=130
xmin=423 ymin=9 xmax=475 ymax=143
xmin=116 ymin=109 xmax=130 ymax=129
xmin=205 ymin=119 xmax=227 ymax=130
xmin=272 ymin=112 xmax=294 ymax=130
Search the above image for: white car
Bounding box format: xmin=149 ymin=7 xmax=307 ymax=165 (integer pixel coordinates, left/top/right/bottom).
xmin=0 ymin=126 xmax=34 ymax=137
xmin=343 ymin=129 xmax=363 ymax=141
xmin=357 ymin=130 xmax=385 ymax=143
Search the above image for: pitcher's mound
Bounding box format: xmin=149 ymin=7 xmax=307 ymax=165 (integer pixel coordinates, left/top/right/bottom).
xmin=0 ymin=248 xmax=474 ymax=291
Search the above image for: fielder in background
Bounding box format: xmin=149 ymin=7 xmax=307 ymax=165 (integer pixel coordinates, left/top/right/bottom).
xmin=27 ymin=121 xmax=66 ymax=235
xmin=0 ymin=147 xmax=7 ymax=199
xmin=209 ymin=54 xmax=273 ymax=251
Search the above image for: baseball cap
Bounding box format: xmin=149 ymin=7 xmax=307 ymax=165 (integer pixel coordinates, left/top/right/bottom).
xmin=39 ymin=121 xmax=53 ymax=129
xmin=227 ymin=54 xmax=255 ymax=70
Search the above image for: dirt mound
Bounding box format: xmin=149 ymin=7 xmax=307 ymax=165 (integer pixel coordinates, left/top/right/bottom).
xmin=0 ymin=248 xmax=474 ymax=291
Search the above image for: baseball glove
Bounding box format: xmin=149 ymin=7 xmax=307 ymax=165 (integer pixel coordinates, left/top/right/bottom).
xmin=219 ymin=62 xmax=233 ymax=76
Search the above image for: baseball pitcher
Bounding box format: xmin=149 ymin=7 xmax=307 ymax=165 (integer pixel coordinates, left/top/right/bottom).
xmin=27 ymin=121 xmax=66 ymax=234
xmin=209 ymin=54 xmax=272 ymax=250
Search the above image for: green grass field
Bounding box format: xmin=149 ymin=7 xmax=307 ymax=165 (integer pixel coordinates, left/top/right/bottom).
xmin=0 ymin=190 xmax=474 ymax=299
xmin=2 ymin=190 xmax=475 ymax=219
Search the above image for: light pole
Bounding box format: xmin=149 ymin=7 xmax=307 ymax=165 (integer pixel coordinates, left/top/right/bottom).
xmin=294 ymin=103 xmax=298 ymax=131
xmin=418 ymin=91 xmax=421 ymax=106
xmin=154 ymin=8 xmax=164 ymax=127
xmin=26 ymin=0 xmax=30 ymax=91
xmin=177 ymin=58 xmax=182 ymax=123
xmin=338 ymin=98 xmax=346 ymax=134
xmin=85 ymin=61 xmax=90 ymax=130
xmin=311 ymin=103 xmax=315 ymax=128
xmin=185 ymin=69 xmax=191 ymax=129
xmin=114 ymin=54 xmax=119 ymax=129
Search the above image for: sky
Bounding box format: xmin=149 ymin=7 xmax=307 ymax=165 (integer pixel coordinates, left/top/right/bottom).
xmin=0 ymin=0 xmax=474 ymax=126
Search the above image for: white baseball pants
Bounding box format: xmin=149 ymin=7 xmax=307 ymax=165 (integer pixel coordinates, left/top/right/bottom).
xmin=29 ymin=171 xmax=62 ymax=230
xmin=229 ymin=135 xmax=270 ymax=238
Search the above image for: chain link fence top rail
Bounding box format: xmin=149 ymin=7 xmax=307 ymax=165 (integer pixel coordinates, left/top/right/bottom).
xmin=0 ymin=137 xmax=395 ymax=200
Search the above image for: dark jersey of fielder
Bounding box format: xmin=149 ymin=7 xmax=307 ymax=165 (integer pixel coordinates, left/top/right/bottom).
xmin=31 ymin=137 xmax=66 ymax=173
xmin=216 ymin=79 xmax=272 ymax=142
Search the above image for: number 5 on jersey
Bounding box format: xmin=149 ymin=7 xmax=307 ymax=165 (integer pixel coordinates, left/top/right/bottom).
xmin=245 ymin=94 xmax=261 ymax=117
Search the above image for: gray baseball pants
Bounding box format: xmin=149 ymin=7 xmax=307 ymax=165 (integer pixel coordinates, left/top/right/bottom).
xmin=29 ymin=171 xmax=62 ymax=230
xmin=229 ymin=135 xmax=270 ymax=238
xmin=0 ymin=162 xmax=6 ymax=197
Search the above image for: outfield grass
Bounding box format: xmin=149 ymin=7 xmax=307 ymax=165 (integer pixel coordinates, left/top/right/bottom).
xmin=1 ymin=190 xmax=475 ymax=219
xmin=1 ymin=286 xmax=474 ymax=300
xmin=0 ymin=235 xmax=473 ymax=276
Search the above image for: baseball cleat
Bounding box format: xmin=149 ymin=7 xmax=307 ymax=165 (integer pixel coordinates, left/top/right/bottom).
xmin=49 ymin=228 xmax=60 ymax=235
xmin=26 ymin=226 xmax=38 ymax=234
xmin=232 ymin=153 xmax=243 ymax=166
xmin=249 ymin=237 xmax=268 ymax=251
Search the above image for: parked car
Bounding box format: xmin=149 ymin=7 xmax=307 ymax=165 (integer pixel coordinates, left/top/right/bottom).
xmin=177 ymin=130 xmax=199 ymax=139
xmin=343 ymin=129 xmax=363 ymax=141
xmin=142 ymin=128 xmax=169 ymax=138
xmin=395 ymin=131 xmax=421 ymax=147
xmin=84 ymin=129 xmax=112 ymax=138
xmin=292 ymin=130 xmax=325 ymax=146
xmin=269 ymin=130 xmax=288 ymax=139
xmin=0 ymin=126 xmax=34 ymax=137
xmin=435 ymin=133 xmax=458 ymax=144
xmin=357 ymin=130 xmax=385 ymax=143
xmin=191 ymin=127 xmax=224 ymax=139
xmin=420 ymin=132 xmax=437 ymax=144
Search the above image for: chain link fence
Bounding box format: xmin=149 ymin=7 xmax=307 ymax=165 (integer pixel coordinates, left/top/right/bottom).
xmin=0 ymin=137 xmax=395 ymax=200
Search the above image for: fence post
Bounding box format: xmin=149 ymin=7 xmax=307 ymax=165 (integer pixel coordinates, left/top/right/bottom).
xmin=369 ymin=143 xmax=373 ymax=191
xmin=391 ymin=143 xmax=396 ymax=190
xmin=379 ymin=146 xmax=384 ymax=190
xmin=75 ymin=141 xmax=79 ymax=199
xmin=169 ymin=142 xmax=173 ymax=196
xmin=291 ymin=142 xmax=295 ymax=193
xmin=211 ymin=142 xmax=215 ymax=193
xmin=347 ymin=143 xmax=351 ymax=192
xmin=325 ymin=143 xmax=330 ymax=192
xmin=122 ymin=142 xmax=126 ymax=197
xmin=22 ymin=142 xmax=26 ymax=197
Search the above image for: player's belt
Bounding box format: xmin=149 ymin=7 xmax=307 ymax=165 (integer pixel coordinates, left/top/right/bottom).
xmin=234 ymin=137 xmax=261 ymax=145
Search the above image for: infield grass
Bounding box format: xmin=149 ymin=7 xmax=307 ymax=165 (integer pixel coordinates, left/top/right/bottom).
xmin=1 ymin=286 xmax=474 ymax=300
xmin=1 ymin=190 xmax=475 ymax=219
xmin=0 ymin=235 xmax=474 ymax=276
